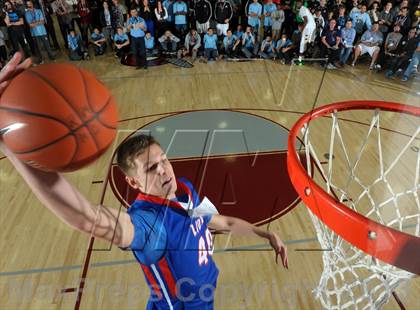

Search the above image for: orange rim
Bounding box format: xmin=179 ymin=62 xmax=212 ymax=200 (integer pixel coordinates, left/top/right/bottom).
xmin=287 ymin=100 xmax=420 ymax=275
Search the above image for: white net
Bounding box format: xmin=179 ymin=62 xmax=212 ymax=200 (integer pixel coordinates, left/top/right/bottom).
xmin=300 ymin=108 xmax=420 ymax=309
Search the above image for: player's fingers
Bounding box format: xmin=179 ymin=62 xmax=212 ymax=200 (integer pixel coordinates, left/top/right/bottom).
xmin=13 ymin=58 xmax=32 ymax=77
xmin=0 ymin=54 xmax=21 ymax=83
xmin=275 ymin=251 xmax=279 ymax=265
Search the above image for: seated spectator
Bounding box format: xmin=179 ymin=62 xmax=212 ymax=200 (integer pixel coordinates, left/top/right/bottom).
xmin=145 ymin=31 xmax=158 ymax=57
xmin=222 ymin=29 xmax=240 ymax=58
xmin=385 ymin=28 xmax=419 ymax=78
xmin=275 ymin=33 xmax=294 ymax=64
xmin=352 ymin=22 xmax=383 ymax=69
xmin=158 ymin=30 xmax=180 ymax=54
xmin=241 ymin=26 xmax=257 ymax=58
xmin=394 ymin=6 xmax=411 ymax=35
xmin=402 ymin=41 xmax=420 ymax=81
xmin=113 ymin=26 xmax=130 ymax=58
xmin=320 ymin=19 xmax=341 ymax=69
xmin=177 ymin=28 xmax=201 ymax=62
xmin=376 ymin=24 xmax=403 ymax=69
xmin=68 ymin=29 xmax=89 ymax=60
xmin=203 ymin=28 xmax=219 ymax=61
xmin=339 ymin=20 xmax=356 ymax=65
xmin=368 ymin=1 xmax=380 ymax=24
xmin=259 ymin=35 xmax=276 ymax=59
xmin=234 ymin=24 xmax=244 ymax=41
xmin=90 ymin=28 xmax=107 ymax=56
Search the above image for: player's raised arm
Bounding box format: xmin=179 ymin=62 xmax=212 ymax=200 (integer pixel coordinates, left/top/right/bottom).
xmin=208 ymin=214 xmax=288 ymax=269
xmin=0 ymin=53 xmax=134 ymax=248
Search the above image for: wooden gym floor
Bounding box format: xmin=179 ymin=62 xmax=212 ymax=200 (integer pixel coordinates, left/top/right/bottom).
xmin=0 ymin=52 xmax=419 ymax=310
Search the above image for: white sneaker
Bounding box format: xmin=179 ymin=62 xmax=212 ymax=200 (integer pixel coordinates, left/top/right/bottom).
xmin=327 ymin=63 xmax=336 ymax=69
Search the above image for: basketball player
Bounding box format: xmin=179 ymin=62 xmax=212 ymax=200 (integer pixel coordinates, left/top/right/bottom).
xmin=0 ymin=53 xmax=289 ymax=309
xmin=295 ymin=0 xmax=316 ymax=63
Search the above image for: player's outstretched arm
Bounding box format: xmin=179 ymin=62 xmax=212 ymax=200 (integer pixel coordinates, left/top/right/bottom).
xmin=0 ymin=53 xmax=134 ymax=248
xmin=208 ymin=214 xmax=288 ymax=269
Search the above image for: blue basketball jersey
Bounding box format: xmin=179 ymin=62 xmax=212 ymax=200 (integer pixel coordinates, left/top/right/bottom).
xmin=127 ymin=178 xmax=219 ymax=309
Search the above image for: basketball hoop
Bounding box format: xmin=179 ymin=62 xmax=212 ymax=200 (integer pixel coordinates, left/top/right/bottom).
xmin=287 ymin=101 xmax=420 ymax=309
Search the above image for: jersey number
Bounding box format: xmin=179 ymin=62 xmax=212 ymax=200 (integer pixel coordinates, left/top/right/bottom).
xmin=198 ymin=228 xmax=214 ymax=266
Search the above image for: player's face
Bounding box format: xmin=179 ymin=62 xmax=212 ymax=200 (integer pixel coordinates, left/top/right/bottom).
xmin=127 ymin=144 xmax=177 ymax=199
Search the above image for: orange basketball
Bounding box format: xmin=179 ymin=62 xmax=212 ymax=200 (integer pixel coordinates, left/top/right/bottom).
xmin=0 ymin=63 xmax=118 ymax=172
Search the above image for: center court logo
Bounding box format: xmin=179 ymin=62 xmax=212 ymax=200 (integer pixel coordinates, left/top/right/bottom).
xmin=110 ymin=110 xmax=302 ymax=225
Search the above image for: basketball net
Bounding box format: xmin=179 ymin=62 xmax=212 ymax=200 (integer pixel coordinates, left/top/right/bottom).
xmin=298 ymin=107 xmax=419 ymax=309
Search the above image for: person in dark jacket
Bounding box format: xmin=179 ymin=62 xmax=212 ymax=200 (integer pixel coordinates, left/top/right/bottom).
xmin=99 ymin=1 xmax=114 ymax=46
xmin=193 ymin=0 xmax=212 ymax=35
xmin=214 ymin=0 xmax=232 ymax=37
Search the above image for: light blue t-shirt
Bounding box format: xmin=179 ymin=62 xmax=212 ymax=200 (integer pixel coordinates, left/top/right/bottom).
xmin=223 ymin=34 xmax=238 ymax=49
xmin=248 ymin=2 xmax=262 ymax=28
xmin=204 ymin=33 xmax=218 ymax=49
xmin=128 ymin=16 xmax=146 ymax=38
xmin=114 ymin=33 xmax=129 ymax=42
xmin=145 ymin=36 xmax=155 ymax=49
xmin=242 ymin=33 xmax=255 ymax=48
xmin=25 ymin=9 xmax=47 ymax=37
xmin=173 ymin=1 xmax=187 ymax=25
xmin=263 ymin=3 xmax=276 ymax=27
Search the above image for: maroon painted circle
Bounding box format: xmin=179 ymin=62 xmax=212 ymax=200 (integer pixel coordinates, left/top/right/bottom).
xmin=109 ymin=110 xmax=304 ymax=226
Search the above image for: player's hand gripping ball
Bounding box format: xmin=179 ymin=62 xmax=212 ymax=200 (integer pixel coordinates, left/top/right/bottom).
xmin=0 ymin=62 xmax=118 ymax=172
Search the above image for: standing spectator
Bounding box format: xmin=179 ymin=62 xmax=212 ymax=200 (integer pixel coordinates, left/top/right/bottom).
xmin=378 ymin=2 xmax=394 ymax=35
xmin=230 ymin=0 xmax=241 ymax=31
xmin=173 ymin=0 xmax=187 ymax=37
xmin=352 ymin=22 xmax=383 ymax=69
xmin=38 ymin=0 xmax=60 ymax=50
xmin=0 ymin=28 xmax=7 ymax=68
xmin=394 ymin=6 xmax=411 ymax=35
xmin=247 ymin=0 xmax=262 ymax=39
xmin=402 ymin=41 xmax=420 ymax=81
xmin=127 ymin=7 xmax=147 ymax=69
xmin=275 ymin=33 xmax=294 ymax=64
xmin=111 ymin=0 xmax=126 ymax=29
xmin=154 ymin=0 xmax=168 ymax=37
xmin=140 ymin=0 xmax=154 ymax=37
xmin=320 ymin=18 xmax=341 ymax=68
xmin=258 ymin=34 xmax=276 ymax=59
xmin=339 ymin=19 xmax=356 ymax=65
xmin=4 ymin=1 xmax=30 ymax=57
xmin=51 ymin=0 xmax=72 ymax=48
xmin=222 ymin=28 xmax=239 ymax=58
xmin=214 ymin=0 xmax=233 ymax=37
xmin=100 ymin=1 xmax=114 ymax=46
xmin=368 ymin=1 xmax=380 ymax=24
xmin=77 ymin=0 xmax=92 ymax=46
xmin=271 ymin=3 xmax=284 ymax=41
xmin=114 ymin=26 xmax=130 ymax=57
xmin=350 ymin=4 xmax=372 ymax=40
xmin=163 ymin=0 xmax=174 ymax=29
xmin=67 ymin=28 xmax=89 ymax=59
xmin=25 ymin=0 xmax=55 ymax=63
xmin=90 ymin=27 xmax=107 ymax=55
xmin=296 ymin=0 xmax=316 ymax=61
xmin=317 ymin=0 xmax=328 ymax=20
xmin=314 ymin=8 xmax=326 ymax=43
xmin=203 ymin=27 xmax=218 ymax=61
xmin=193 ymin=0 xmax=212 ymax=35
xmin=177 ymin=28 xmax=200 ymax=61
xmin=263 ymin=0 xmax=276 ymax=37
xmin=282 ymin=0 xmax=295 ymax=38
xmin=241 ymin=25 xmax=257 ymax=58
xmin=336 ymin=6 xmax=347 ymax=31
xmin=332 ymin=0 xmax=344 ymax=18
xmin=158 ymin=29 xmax=179 ymax=52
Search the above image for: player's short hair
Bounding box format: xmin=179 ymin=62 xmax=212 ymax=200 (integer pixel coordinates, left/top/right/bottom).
xmin=117 ymin=134 xmax=160 ymax=175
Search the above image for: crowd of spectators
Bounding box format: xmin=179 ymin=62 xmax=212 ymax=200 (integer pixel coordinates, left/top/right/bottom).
xmin=0 ymin=0 xmax=419 ymax=80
